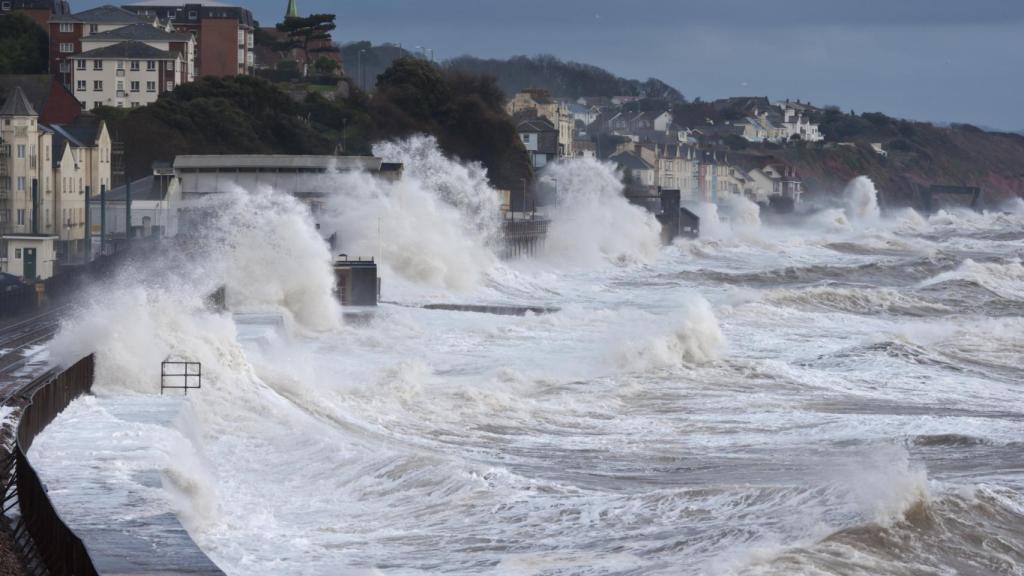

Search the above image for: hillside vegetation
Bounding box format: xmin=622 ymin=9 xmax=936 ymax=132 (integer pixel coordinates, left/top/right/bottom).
xmin=774 ymin=111 xmax=1024 ymax=205
xmin=92 ymin=62 xmax=531 ymax=191
xmin=445 ymin=54 xmax=683 ymax=101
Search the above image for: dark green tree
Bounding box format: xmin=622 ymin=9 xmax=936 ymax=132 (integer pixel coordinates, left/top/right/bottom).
xmin=276 ymin=14 xmax=339 ymax=73
xmin=0 ymin=13 xmax=48 ymax=74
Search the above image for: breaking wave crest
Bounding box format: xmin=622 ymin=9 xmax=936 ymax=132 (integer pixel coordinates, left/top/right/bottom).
xmin=541 ymin=158 xmax=662 ymax=267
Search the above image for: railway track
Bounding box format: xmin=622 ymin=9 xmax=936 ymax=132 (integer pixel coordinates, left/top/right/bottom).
xmin=0 ymin=306 xmax=69 ymax=397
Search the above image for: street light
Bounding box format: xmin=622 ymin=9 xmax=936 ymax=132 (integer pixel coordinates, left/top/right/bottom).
xmin=518 ymin=178 xmax=528 ymax=220
xmin=358 ymin=49 xmax=367 ymax=91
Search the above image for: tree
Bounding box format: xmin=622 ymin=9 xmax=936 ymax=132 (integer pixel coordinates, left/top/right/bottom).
xmin=313 ymin=56 xmax=339 ymax=75
xmin=276 ymin=14 xmax=340 ymax=74
xmin=0 ymin=13 xmax=48 ymax=74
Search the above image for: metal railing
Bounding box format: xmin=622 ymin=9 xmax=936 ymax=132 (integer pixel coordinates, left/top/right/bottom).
xmin=3 ymin=355 xmax=98 ymax=576
xmin=160 ymin=360 xmax=201 ymax=395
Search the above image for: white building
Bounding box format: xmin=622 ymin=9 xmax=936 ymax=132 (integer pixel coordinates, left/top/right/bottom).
xmin=79 ymin=22 xmax=196 ymax=83
xmin=73 ymin=41 xmax=186 ymax=110
xmin=0 ymin=86 xmax=110 ymax=279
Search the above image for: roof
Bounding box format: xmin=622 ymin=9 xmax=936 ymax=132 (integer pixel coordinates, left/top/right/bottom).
xmin=609 ymin=151 xmax=654 ymax=171
xmin=173 ymin=155 xmax=386 ymax=172
xmin=80 ymin=22 xmax=191 ymax=42
xmin=50 ymin=115 xmax=106 ymax=166
xmin=517 ymin=117 xmax=556 ymax=133
xmin=0 ymin=86 xmax=38 ymax=117
xmin=125 ymin=0 xmax=233 ymax=7
xmin=51 ymin=4 xmax=149 ymax=23
xmin=106 ymin=175 xmax=170 ymax=202
xmin=77 ymin=40 xmax=175 ymax=60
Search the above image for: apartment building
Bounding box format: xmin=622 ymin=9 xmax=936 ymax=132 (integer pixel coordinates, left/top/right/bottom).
xmin=48 ymin=5 xmax=151 ymax=84
xmin=72 ymin=41 xmax=187 ymax=110
xmin=122 ymin=1 xmax=255 ymax=77
xmin=1 ymin=86 xmax=111 ymax=279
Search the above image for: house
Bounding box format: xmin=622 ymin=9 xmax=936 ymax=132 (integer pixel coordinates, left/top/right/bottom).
xmin=779 ymin=105 xmax=823 ymax=142
xmin=121 ymin=1 xmax=256 ymax=77
xmin=572 ymin=139 xmax=596 ymax=159
xmin=629 ymin=111 xmax=673 ymax=133
xmin=0 ymin=86 xmax=110 ymax=279
xmin=516 ymin=117 xmax=559 ymax=169
xmin=506 ymin=90 xmax=574 ymax=157
xmin=0 ymin=0 xmax=69 ymax=31
xmin=72 ymin=41 xmax=189 ymax=110
xmin=49 ymin=5 xmax=152 ymax=84
xmin=609 ymin=150 xmax=655 ymax=189
xmin=745 ymin=162 xmax=803 ymax=205
xmin=567 ymin=102 xmax=600 ymax=126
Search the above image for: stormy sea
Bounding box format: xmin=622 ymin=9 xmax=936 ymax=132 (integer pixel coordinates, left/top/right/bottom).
xmin=31 ymin=139 xmax=1024 ymax=575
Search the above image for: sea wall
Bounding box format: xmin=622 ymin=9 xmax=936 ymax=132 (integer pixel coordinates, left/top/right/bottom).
xmin=8 ymin=355 xmax=224 ymax=576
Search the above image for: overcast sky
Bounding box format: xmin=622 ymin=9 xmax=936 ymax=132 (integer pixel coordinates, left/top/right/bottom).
xmin=91 ymin=0 xmax=1024 ymax=130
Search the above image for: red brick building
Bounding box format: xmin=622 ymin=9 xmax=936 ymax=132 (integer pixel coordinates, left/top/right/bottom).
xmin=48 ymin=5 xmax=150 ymax=85
xmin=0 ymin=0 xmax=69 ymax=32
xmin=121 ymin=1 xmax=255 ymax=77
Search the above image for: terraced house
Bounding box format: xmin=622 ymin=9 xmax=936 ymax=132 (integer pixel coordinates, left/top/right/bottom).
xmin=0 ymin=86 xmax=111 ymax=280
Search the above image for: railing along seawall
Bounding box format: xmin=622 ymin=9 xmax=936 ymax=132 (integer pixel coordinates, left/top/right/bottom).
xmin=11 ymin=355 xmax=98 ymax=576
xmin=7 ymin=354 xmax=226 ymax=576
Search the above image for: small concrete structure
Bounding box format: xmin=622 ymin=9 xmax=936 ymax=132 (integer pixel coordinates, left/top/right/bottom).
xmin=2 ymin=234 xmax=57 ymax=280
xmin=333 ymin=255 xmax=378 ymax=306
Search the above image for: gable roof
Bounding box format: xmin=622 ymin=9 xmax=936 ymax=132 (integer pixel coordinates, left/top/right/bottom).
xmin=610 ymin=151 xmax=654 ymax=171
xmin=52 ymin=4 xmax=149 ymax=23
xmin=77 ymin=40 xmax=175 ymax=59
xmin=80 ymin=22 xmax=190 ymax=42
xmin=0 ymin=85 xmax=38 ymax=117
xmin=517 ymin=117 xmax=556 ymax=133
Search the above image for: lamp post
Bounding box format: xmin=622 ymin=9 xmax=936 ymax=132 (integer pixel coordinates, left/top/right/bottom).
xmin=518 ymin=177 xmax=528 ymax=220
xmin=358 ymin=49 xmax=366 ymax=91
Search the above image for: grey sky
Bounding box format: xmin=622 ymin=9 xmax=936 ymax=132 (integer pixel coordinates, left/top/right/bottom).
xmin=85 ymin=0 xmax=1024 ymax=129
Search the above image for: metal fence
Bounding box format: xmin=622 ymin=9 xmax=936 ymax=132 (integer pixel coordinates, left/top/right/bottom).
xmin=6 ymin=355 xmax=98 ymax=576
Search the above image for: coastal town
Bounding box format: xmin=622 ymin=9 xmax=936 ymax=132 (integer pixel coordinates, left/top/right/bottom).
xmin=0 ymin=1 xmax=1022 ymax=575
xmin=0 ymin=0 xmax=902 ymax=291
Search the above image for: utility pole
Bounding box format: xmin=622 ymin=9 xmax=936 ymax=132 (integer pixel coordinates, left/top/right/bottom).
xmin=84 ymin=185 xmax=90 ymax=263
xmin=100 ymin=184 xmax=106 ymax=256
xmin=358 ymin=49 xmax=366 ymax=91
xmin=125 ymin=175 xmax=132 ymax=247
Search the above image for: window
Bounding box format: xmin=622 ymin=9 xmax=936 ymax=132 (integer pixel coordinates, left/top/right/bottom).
xmin=130 ymin=81 xmax=140 ymax=92
xmin=76 ymin=59 xmax=86 ymax=70
xmin=16 ymin=210 xmax=24 ymax=225
xmin=60 ymin=43 xmax=74 ymax=53
xmin=17 ymin=177 xmax=25 ymax=191
xmin=59 ymin=23 xmax=73 ymax=33
xmin=146 ymin=81 xmax=156 ymax=92
xmin=77 ymin=80 xmax=86 ymax=91
xmin=93 ymin=60 xmax=103 ymax=70
xmin=89 ymin=24 xmax=98 ymax=33
xmin=146 ymin=60 xmax=156 ymax=71
xmin=117 ymin=60 xmax=124 ymax=69
xmin=131 ymin=102 xmax=140 ymax=108
xmin=15 ymin=249 xmax=21 ymax=259
xmin=130 ymin=61 xmax=140 ymax=71
xmin=93 ymin=80 xmax=103 ymax=91
xmin=16 ymin=145 xmax=24 ymax=159
xmin=188 ymin=9 xmax=197 ymax=19
xmin=167 ymin=61 xmax=174 ymax=71
xmin=116 ymin=80 xmax=124 ymax=91
xmin=165 ymin=81 xmax=174 ymax=91
xmin=60 ymin=61 xmax=70 ymax=73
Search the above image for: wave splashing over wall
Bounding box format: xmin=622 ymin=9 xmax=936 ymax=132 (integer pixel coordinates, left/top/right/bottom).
xmin=540 ymin=158 xmax=662 ymax=267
